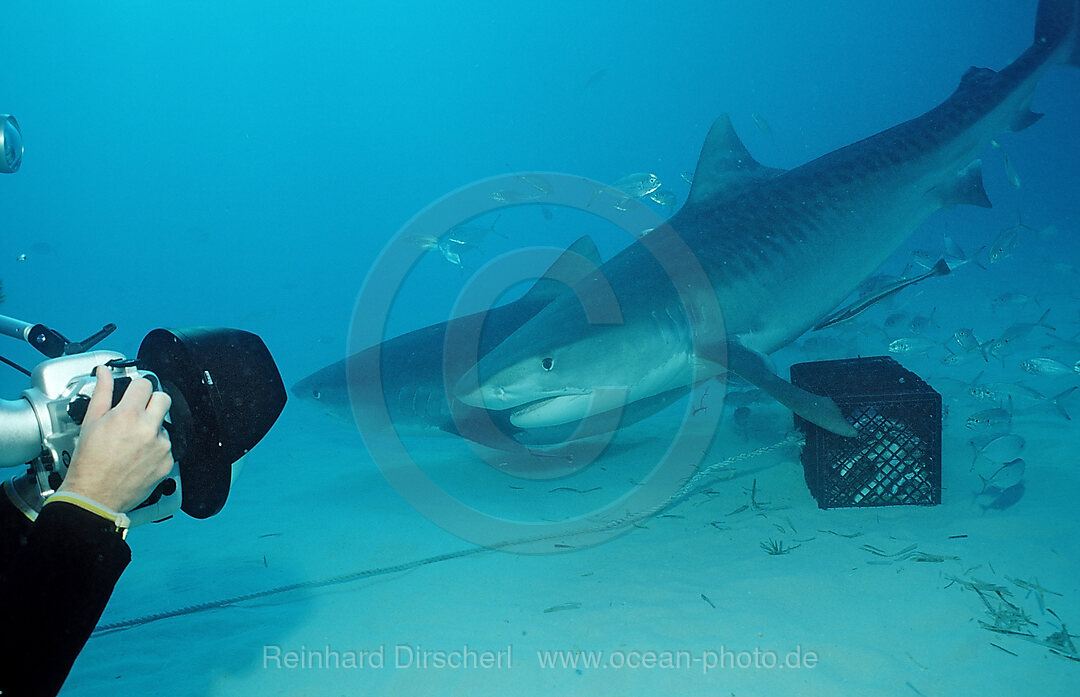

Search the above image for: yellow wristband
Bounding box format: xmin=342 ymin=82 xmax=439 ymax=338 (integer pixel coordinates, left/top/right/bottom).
xmin=44 ymin=492 xmax=131 ymax=539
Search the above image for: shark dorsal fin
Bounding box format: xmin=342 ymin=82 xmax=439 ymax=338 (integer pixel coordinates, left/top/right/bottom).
xmin=519 ymin=235 xmax=603 ymax=307
xmin=687 ymin=114 xmax=786 ymax=207
xmin=961 ymin=66 xmax=997 ymax=87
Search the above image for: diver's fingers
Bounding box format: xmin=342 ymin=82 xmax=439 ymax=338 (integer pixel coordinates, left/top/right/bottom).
xmin=82 ymin=366 xmax=115 ymax=425
xmin=145 ymin=390 xmax=172 ymax=426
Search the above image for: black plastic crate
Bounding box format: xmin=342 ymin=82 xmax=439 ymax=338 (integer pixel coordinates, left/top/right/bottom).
xmin=790 ymin=356 xmax=941 ymax=509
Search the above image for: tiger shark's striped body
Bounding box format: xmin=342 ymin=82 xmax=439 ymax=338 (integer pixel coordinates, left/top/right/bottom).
xmin=457 ymin=0 xmax=1080 ymax=437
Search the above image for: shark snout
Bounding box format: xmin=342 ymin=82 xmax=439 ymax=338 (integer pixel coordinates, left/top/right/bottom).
xmin=454 ymin=365 xmax=542 ymax=411
xmin=454 ymin=362 xmax=571 ymax=411
xmin=454 ymin=364 xmax=502 ymax=409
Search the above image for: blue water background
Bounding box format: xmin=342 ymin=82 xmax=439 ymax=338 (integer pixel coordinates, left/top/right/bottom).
xmin=3 ymin=0 xmax=1075 ymax=398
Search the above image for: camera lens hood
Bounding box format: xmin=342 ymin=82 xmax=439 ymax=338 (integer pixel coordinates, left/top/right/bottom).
xmin=138 ymin=328 xmax=286 ymax=518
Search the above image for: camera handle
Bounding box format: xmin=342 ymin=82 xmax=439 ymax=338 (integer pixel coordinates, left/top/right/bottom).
xmin=0 ymin=313 xmax=116 ymax=359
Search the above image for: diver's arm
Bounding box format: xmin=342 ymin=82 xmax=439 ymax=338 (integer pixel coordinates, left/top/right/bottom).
xmin=0 ymin=368 xmax=172 ymax=696
xmin=0 ymin=495 xmax=131 ymax=697
xmin=0 ymin=480 xmax=33 ymax=575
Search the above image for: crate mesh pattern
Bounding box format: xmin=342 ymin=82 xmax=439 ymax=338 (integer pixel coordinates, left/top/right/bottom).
xmin=790 ymin=356 xmax=941 ymax=509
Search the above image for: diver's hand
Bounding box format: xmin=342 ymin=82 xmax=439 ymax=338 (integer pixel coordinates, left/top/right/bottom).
xmin=58 ymin=366 xmax=174 ymax=513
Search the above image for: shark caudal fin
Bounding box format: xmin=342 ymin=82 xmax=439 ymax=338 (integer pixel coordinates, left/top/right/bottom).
xmin=1036 ymin=0 xmax=1080 ymax=67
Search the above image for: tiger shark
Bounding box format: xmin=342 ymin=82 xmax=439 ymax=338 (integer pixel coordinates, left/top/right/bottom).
xmin=454 ymin=0 xmax=1080 ymax=437
xmin=296 ymin=0 xmax=1078 ymax=447
xmin=293 ymin=234 xmax=699 ymax=449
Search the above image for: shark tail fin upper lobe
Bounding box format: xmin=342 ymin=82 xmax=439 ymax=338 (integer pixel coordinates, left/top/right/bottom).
xmin=1036 ymin=0 xmax=1080 ymax=67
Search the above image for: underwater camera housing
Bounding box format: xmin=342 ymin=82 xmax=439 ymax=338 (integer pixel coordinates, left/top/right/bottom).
xmin=0 ymin=326 xmax=287 ymax=526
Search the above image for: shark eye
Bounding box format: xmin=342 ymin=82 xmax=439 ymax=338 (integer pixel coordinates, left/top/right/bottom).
xmin=311 ymin=389 xmax=322 ymax=400
xmin=541 ymin=357 xmax=554 ymax=371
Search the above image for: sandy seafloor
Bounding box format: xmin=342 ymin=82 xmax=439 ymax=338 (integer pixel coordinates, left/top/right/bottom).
xmin=64 ymin=265 xmax=1080 ymax=696
xmin=1 ymin=1 xmax=1077 ymax=695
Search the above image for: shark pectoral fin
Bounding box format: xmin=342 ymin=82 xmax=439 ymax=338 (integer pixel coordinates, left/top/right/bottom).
xmin=713 ymin=340 xmax=858 ymax=438
xmin=686 ymin=114 xmax=787 ymax=206
xmin=930 ymin=159 xmax=992 ymax=209
xmin=1009 ymin=105 xmax=1044 ymax=132
xmin=519 ymin=235 xmax=603 ymax=306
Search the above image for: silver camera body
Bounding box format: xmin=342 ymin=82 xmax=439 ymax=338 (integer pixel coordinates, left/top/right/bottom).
xmin=1 ymin=322 xmax=287 ymax=524
xmin=2 ymin=351 xmax=182 ymax=527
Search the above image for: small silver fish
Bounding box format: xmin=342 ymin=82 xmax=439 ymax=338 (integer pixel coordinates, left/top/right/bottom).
xmin=889 ymin=337 xmax=939 ymax=354
xmin=1020 ymin=357 xmax=1077 ymax=376
xmin=979 ymin=337 xmax=1012 ymax=361
xmin=978 ymin=458 xmax=1026 ymax=493
xmin=612 ymin=172 xmax=662 ymax=198
xmin=647 ymin=188 xmax=677 ymax=208
xmin=942 ymin=236 xmax=980 ymax=269
xmin=987 ymin=217 xmax=1034 ymax=264
xmin=491 ymin=189 xmax=543 ymax=204
xmin=1002 ymin=152 xmax=1021 ymax=188
xmin=941 ymin=352 xmax=964 ymax=366
xmin=950 ymin=328 xmax=982 ymax=354
xmin=990 ymin=292 xmax=1034 ymax=312
xmin=517 ymin=174 xmax=552 ymax=195
xmin=965 ymin=406 xmax=1012 ymax=433
xmin=883 ymin=312 xmax=908 ymax=331
xmin=412 ymin=233 xmax=473 ymax=267
xmin=975 ymin=481 xmax=1025 ymax=511
xmin=970 ymin=433 xmax=1025 ymax=468
xmin=1044 ymin=334 xmax=1080 ymax=353
xmin=969 ymin=381 xmax=1043 ymax=405
xmin=680 ymin=171 xmax=694 ymax=185
xmin=909 ymin=309 xmax=938 ymax=334
xmin=446 ymin=214 xmax=505 ymax=246
xmin=988 ymin=230 xmax=1018 ymax=263
xmin=751 ymin=112 xmax=773 ymax=140
xmin=999 ymin=309 xmax=1055 ymax=346
xmin=1039 ymin=386 xmax=1078 ymax=421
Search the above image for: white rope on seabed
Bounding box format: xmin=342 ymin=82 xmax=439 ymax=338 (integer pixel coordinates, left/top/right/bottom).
xmin=92 ymin=431 xmax=805 ymax=635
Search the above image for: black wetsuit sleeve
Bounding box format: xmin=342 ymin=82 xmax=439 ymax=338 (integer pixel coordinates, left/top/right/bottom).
xmin=0 ymin=494 xmax=131 ymax=697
